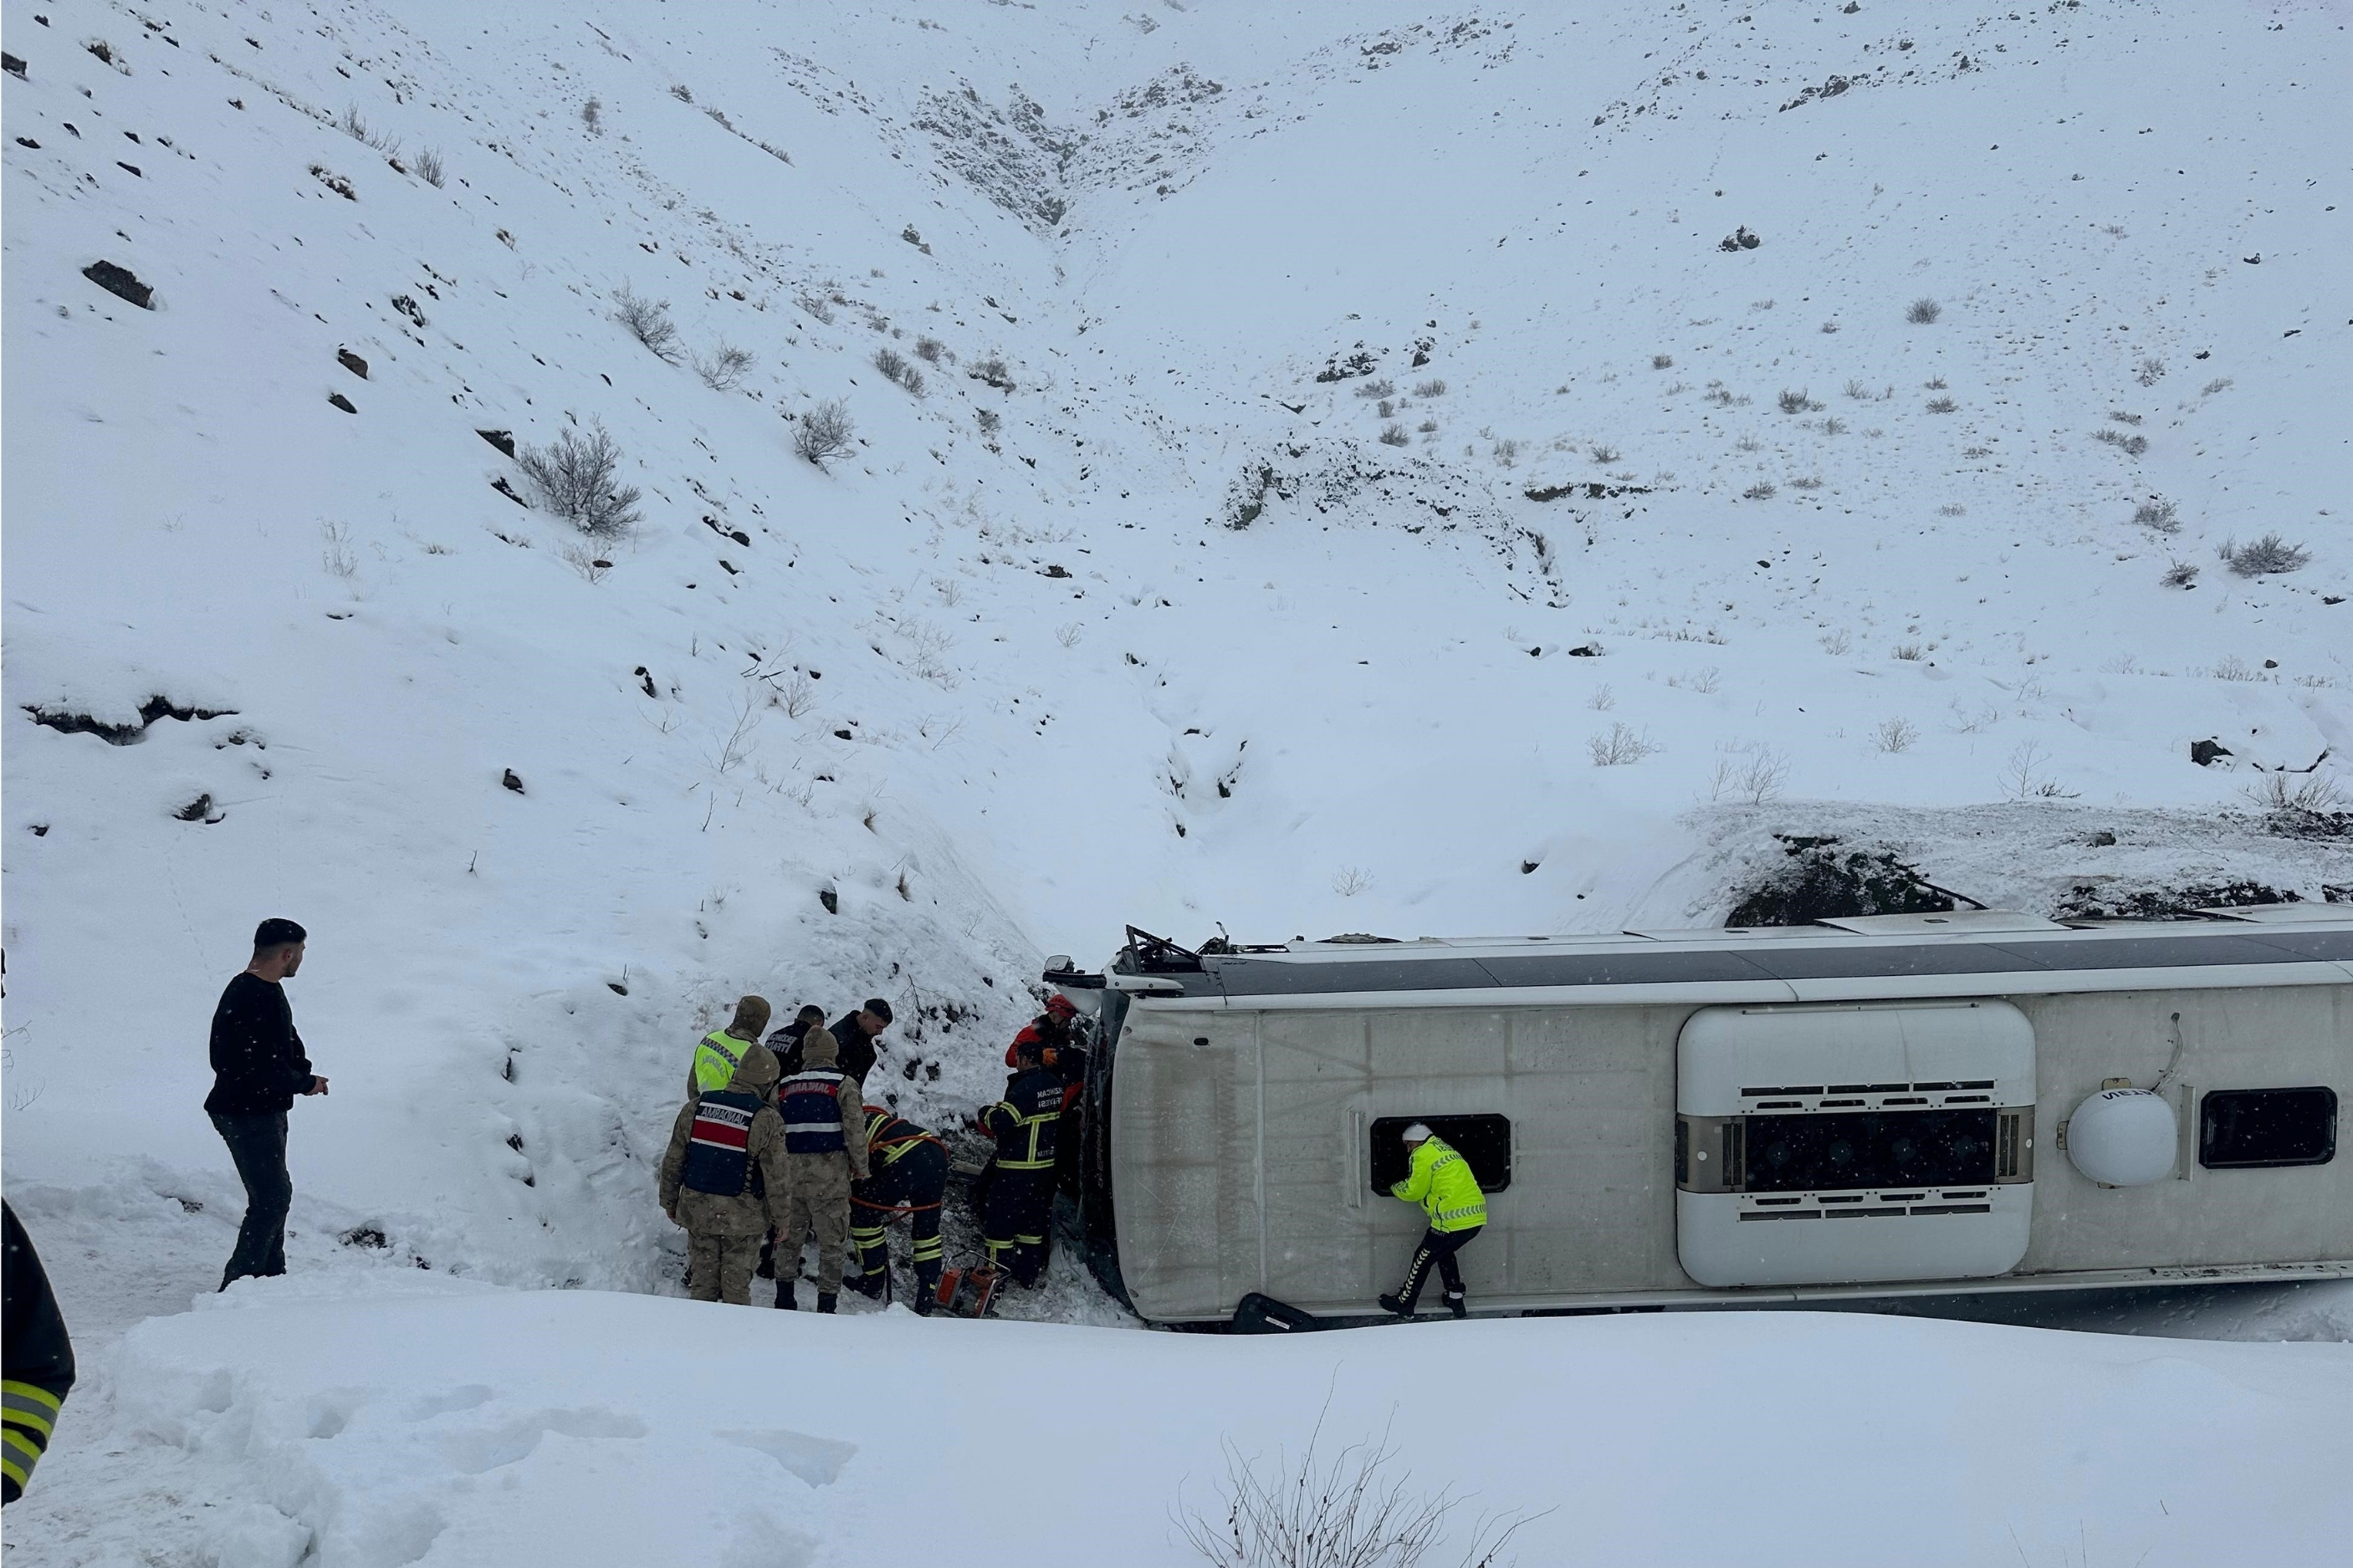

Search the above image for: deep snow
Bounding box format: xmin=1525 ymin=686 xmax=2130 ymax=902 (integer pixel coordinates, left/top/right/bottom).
xmin=4 ymin=0 xmax=2350 ymax=1561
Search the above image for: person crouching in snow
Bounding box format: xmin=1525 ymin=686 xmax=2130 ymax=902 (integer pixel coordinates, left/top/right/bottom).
xmin=659 ymin=1039 xmax=790 ymax=1305
xmin=1378 ymin=1123 xmax=1486 ymax=1320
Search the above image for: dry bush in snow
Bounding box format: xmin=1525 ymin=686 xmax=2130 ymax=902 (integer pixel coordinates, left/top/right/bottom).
xmin=2220 ymin=534 xmax=2310 ymax=576
xmin=2133 ymin=498 xmax=2179 ymax=532
xmin=412 ymin=146 xmax=445 ymax=186
xmin=518 ymin=421 xmax=642 ymax=538
xmin=1379 ymin=424 xmax=1411 ymax=447
xmin=794 ymin=398 xmax=857 ymax=467
xmin=694 ymin=344 xmax=755 ymax=391
xmin=1906 ymin=298 xmax=1941 ymax=324
xmin=1871 ymin=717 xmax=1920 ymax=753
xmin=2161 ymin=559 xmax=2200 ymax=589
xmin=1588 ymin=723 xmax=1659 ymax=767
xmin=611 ymin=283 xmax=679 ymax=361
xmin=1413 ymin=379 xmax=1448 ymax=398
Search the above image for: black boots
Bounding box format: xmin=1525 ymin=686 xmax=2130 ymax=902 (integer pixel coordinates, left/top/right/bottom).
xmin=775 ymin=1282 xmax=796 ymax=1310
xmin=847 ymin=1272 xmax=887 ymax=1300
xmin=1378 ymin=1292 xmax=1412 ymax=1317
xmin=1445 ymin=1290 xmax=1467 ymax=1320
xmin=816 ymin=1292 xmax=838 ymax=1315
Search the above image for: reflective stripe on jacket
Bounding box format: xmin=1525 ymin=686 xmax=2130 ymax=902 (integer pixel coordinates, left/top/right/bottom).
xmin=3 ymin=1202 xmax=74 ymax=1504
xmin=1392 ymin=1136 xmax=1487 ymax=1233
xmin=691 ymin=1030 xmax=746 ymax=1095
xmin=863 ymin=1107 xmax=944 ymax=1167
xmin=980 ymin=1066 xmax=1064 ymax=1170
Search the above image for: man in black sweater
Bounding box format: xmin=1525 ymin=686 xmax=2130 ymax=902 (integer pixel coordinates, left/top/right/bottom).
xmin=204 ymin=918 xmax=328 ymax=1289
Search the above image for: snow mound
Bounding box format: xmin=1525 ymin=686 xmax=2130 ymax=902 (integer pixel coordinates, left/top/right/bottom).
xmin=69 ymin=1285 xmax=2353 ymax=1568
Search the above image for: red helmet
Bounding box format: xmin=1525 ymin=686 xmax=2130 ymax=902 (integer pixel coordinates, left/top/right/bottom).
xmin=1044 ymin=993 xmax=1078 ymax=1020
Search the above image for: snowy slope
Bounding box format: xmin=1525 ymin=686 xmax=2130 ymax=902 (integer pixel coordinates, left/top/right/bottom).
xmin=3 ymin=0 xmax=2351 ymax=1558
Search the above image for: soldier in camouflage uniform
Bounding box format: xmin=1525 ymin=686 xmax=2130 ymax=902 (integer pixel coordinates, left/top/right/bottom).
xmin=659 ymin=1041 xmax=789 ymax=1305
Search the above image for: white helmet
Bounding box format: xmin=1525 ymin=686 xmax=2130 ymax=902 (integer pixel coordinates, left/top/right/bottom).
xmin=1402 ymin=1122 xmax=1435 ymax=1143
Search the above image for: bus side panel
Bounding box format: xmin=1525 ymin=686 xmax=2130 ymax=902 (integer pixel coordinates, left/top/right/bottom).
xmin=1108 ymin=1006 xmax=1259 ymax=1321
xmin=2019 ymin=984 xmax=2353 ymax=1273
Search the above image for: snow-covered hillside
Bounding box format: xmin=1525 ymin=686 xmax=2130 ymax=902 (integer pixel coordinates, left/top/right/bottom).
xmin=3 ymin=0 xmax=2350 ymax=1560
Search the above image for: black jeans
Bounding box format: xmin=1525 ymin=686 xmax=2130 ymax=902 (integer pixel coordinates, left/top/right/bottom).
xmin=1394 ymin=1225 xmax=1481 ymax=1310
xmin=211 ymin=1111 xmax=292 ymax=1286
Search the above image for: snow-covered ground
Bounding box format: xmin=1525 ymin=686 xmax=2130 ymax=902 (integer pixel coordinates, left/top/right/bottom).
xmin=4 ymin=0 xmax=2350 ymax=1561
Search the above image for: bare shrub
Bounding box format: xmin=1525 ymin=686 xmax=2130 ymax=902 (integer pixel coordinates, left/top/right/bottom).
xmin=2220 ymin=534 xmax=2310 ymax=576
xmin=795 ymin=292 xmax=836 ymax=325
xmin=1819 ymin=628 xmax=1853 ymax=656
xmin=2243 ymin=773 xmax=2345 ymax=815
xmin=1354 ymin=379 xmax=1397 ymax=399
xmin=876 ymin=347 xmax=925 ymax=395
xmin=517 ymin=421 xmax=642 ymax=538
xmin=1332 ymin=866 xmax=1373 ymax=897
xmin=320 ymin=521 xmax=357 ymax=580
xmin=2133 ymin=498 xmax=2179 ymax=532
xmin=969 ymin=355 xmax=1015 ymax=391
xmin=558 ymin=541 xmax=612 ymax=583
xmin=1177 ymin=1418 xmax=1532 ymax=1568
xmin=913 ymin=336 xmax=945 ymax=363
xmin=337 ymin=104 xmax=371 ymax=142
xmin=669 ymin=83 xmax=693 ymax=103
xmin=1379 ymin=424 xmax=1411 ymax=447
xmin=1892 ymin=642 xmax=1924 ymax=661
xmin=1777 ymin=389 xmax=1812 ymax=414
xmin=2001 ymin=741 xmax=2080 ymax=801
xmin=581 ymin=98 xmax=602 ymax=131
xmin=611 ymin=283 xmax=679 ymax=360
xmin=1819 ymin=319 xmax=1841 ymax=334
xmin=1587 ymin=684 xmax=1615 ymax=712
xmin=412 ymin=146 xmax=445 ymax=186
xmin=1651 ymin=354 xmax=1674 ymax=370
xmin=1706 ymin=387 xmax=1737 ymax=406
xmin=2202 ymin=376 xmax=2233 ymax=397
xmin=1743 ymin=481 xmax=1777 ymax=501
xmin=1820 ymin=417 xmax=1847 ymax=436
xmin=2161 ymin=559 xmax=2200 ymax=589
xmin=793 ymin=398 xmax=857 ymax=467
xmin=1413 ymin=379 xmax=1448 ymax=398
xmin=2091 ymin=427 xmax=2148 ymax=456
xmin=693 ymin=344 xmax=754 ymax=391
xmin=1843 ymin=379 xmax=1872 ymax=401
xmin=1589 ymin=723 xmax=1659 ymax=766
xmin=974 ymin=406 xmax=1001 ymax=438
xmin=1872 ymin=717 xmax=1920 ymax=753
xmin=1491 ymin=438 xmax=1522 ymax=467
xmin=2136 ymin=357 xmax=2166 ymax=386
xmin=1588 ymin=444 xmax=1620 ymax=464
xmin=1707 ymin=745 xmax=1788 ymax=805
xmin=1417 ymin=418 xmax=1439 ymax=434
xmin=1788 ymin=476 xmax=1824 ymax=491
xmin=1906 ymin=297 xmax=1941 ymax=324
xmin=1377 ymin=400 xmax=1395 ymax=418
xmin=1926 ymin=396 xmax=1959 ymax=414
xmin=777 ymin=672 xmax=818 ymax=719
xmin=2212 ymin=655 xmax=2262 ymax=682
xmin=1936 ymin=503 xmax=1967 ymax=517
xmin=1735 ymin=435 xmax=1762 ymax=452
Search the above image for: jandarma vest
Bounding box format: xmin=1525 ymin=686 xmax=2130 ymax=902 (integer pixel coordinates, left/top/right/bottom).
xmin=779 ymin=1070 xmax=849 ymax=1154
xmin=680 ymin=1090 xmax=766 ymax=1196
xmin=691 ymin=1030 xmax=746 ymax=1094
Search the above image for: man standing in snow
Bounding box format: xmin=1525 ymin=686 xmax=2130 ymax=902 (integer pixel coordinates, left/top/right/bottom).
xmin=1378 ymin=1124 xmax=1486 ymax=1320
xmin=770 ymin=1026 xmax=869 ymax=1311
xmin=826 ymin=998 xmax=894 ymax=1088
xmin=764 ymin=1003 xmax=829 ymax=1076
xmin=657 ymin=1040 xmax=790 ymax=1305
xmin=688 ymin=995 xmax=772 ymax=1100
xmin=203 ymin=917 xmax=328 ymax=1290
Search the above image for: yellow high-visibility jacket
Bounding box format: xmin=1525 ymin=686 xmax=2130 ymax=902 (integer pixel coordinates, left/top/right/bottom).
xmin=1391 ymin=1136 xmax=1487 ymax=1233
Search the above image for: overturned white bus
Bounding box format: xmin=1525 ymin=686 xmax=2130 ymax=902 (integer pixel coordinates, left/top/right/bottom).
xmin=1045 ymin=907 xmax=2352 ymax=1324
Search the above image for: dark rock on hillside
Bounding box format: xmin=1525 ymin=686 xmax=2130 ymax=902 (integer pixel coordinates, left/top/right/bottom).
xmin=82 ymin=259 xmax=154 ymax=309
xmin=338 ymin=348 xmax=369 ymax=379
xmin=477 ymin=428 xmax=516 ymax=457
xmin=1727 ymin=835 xmax=1955 ymax=927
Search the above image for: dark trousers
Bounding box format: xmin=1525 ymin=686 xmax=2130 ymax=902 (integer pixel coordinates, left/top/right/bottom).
xmin=211 ymin=1111 xmax=292 ymax=1286
xmin=1394 ymin=1225 xmax=1481 ymax=1310
xmin=981 ymin=1165 xmax=1056 ymax=1285
xmin=851 ymin=1142 xmax=948 ymax=1299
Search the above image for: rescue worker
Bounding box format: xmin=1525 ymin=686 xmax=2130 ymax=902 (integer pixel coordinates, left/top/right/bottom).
xmin=846 ymin=1105 xmax=949 ymax=1312
xmin=1005 ymin=994 xmax=1089 ymax=1193
xmin=1378 ymin=1123 xmax=1487 ymax=1320
xmin=764 ymin=1004 xmax=829 ymax=1076
xmin=657 ymin=1040 xmax=790 ymax=1306
xmin=977 ymin=1036 xmax=1065 ymax=1287
xmin=771 ymin=1025 xmax=868 ymax=1311
xmin=3 ymin=1202 xmax=75 ymax=1505
xmin=688 ymin=995 xmax=773 ymax=1100
xmin=826 ymin=999 xmax=895 ymax=1087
